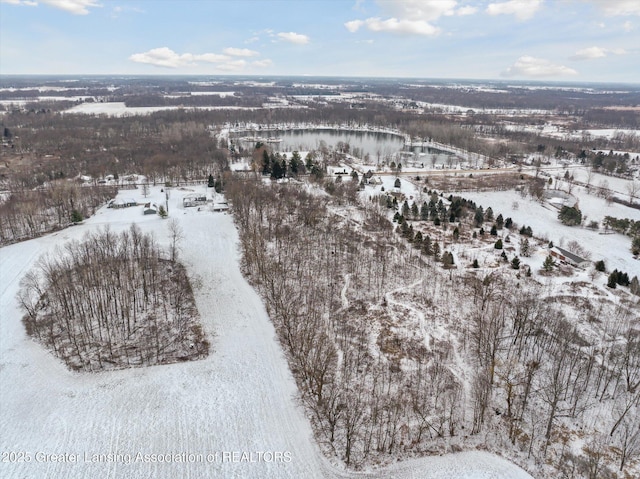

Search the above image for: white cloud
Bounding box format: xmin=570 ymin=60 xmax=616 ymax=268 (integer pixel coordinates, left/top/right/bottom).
xmin=223 ymin=47 xmax=259 ymax=57
xmin=623 ymin=20 xmax=634 ymax=31
xmin=456 ymin=5 xmax=478 ymax=15
xmin=252 ymin=59 xmax=273 ymax=68
xmin=376 ymin=0 xmax=458 ymax=22
xmin=486 ymin=0 xmax=543 ymax=21
xmin=346 ymin=1 xmax=476 ymax=36
xmin=586 ymin=0 xmax=640 ymax=16
xmin=1 ymin=0 xmax=38 ymax=6
xmin=349 ymin=17 xmax=440 ymax=36
xmin=129 ymin=47 xmax=230 ymax=68
xmin=502 ymin=56 xmax=578 ymax=77
xmin=570 ymin=46 xmax=626 ymax=60
xmin=277 ymin=32 xmax=310 ymax=44
xmin=215 ymin=60 xmax=247 ymax=72
xmin=41 ymin=0 xmax=101 ymax=15
xmin=1 ymin=0 xmax=101 ymax=14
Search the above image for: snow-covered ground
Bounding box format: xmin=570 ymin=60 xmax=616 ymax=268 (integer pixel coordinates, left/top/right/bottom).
xmin=0 ymin=186 xmax=533 ymax=479
xmin=62 ymin=102 xmax=260 ymax=116
xmin=450 ymin=185 xmax=640 ymax=275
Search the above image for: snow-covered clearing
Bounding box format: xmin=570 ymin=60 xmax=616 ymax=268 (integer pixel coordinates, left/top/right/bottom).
xmin=450 ymin=187 xmax=639 ymax=275
xmin=62 ymin=102 xmax=260 ymax=116
xmin=0 ymin=186 xmax=532 ymax=478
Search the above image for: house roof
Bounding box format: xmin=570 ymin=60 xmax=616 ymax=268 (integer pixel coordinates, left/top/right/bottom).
xmin=552 ymin=246 xmax=588 ymax=265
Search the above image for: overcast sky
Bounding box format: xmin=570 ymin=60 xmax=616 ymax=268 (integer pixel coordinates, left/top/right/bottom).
xmin=1 ymin=0 xmax=639 ymax=83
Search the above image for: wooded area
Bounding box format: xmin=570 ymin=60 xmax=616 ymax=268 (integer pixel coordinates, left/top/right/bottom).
xmin=18 ymin=225 xmax=209 ymax=371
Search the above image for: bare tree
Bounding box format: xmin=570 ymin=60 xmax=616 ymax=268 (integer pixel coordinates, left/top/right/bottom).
xmin=167 ymin=218 xmax=184 ymax=262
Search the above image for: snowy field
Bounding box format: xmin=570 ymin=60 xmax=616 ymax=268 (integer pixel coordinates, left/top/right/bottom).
xmin=0 ymin=186 xmax=533 ymax=479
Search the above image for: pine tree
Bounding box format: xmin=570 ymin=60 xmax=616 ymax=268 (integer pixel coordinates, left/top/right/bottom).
xmin=472 ymin=259 xmax=479 ymax=268
xmin=496 ymin=214 xmax=504 ymax=229
xmin=262 ymin=150 xmax=271 ymax=175
xmin=422 ymin=236 xmax=433 ymax=255
xmin=520 ymin=237 xmax=530 ymax=257
xmin=511 ymin=257 xmax=521 ymax=269
xmin=490 ymin=225 xmax=498 ymax=236
xmin=543 ymin=255 xmax=555 ymax=272
xmin=71 ymin=210 xmax=83 ymax=223
xmin=485 ymin=207 xmax=494 ymax=221
xmin=505 ymin=217 xmax=513 ymax=229
xmin=411 ymin=202 xmax=419 ymax=219
xmin=402 ymin=200 xmax=410 ymax=217
xmin=453 ymin=227 xmax=460 ymax=240
xmin=207 ymin=174 xmax=215 ymax=188
xmin=494 ymin=239 xmax=503 ymax=249
xmin=474 ymin=207 xmax=484 ymax=227
xmin=420 ymin=202 xmax=429 ymax=221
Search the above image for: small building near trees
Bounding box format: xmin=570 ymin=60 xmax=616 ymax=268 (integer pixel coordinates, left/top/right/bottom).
xmin=550 ymin=246 xmax=590 ymax=268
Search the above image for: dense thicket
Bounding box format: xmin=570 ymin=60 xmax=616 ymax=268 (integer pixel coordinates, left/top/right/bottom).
xmin=18 ymin=225 xmax=209 ymax=371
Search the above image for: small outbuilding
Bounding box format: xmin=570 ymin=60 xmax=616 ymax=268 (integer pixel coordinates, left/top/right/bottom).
xmin=550 ymin=246 xmax=590 ymax=268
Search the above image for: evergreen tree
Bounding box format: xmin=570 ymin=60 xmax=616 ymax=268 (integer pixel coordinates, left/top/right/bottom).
xmin=290 ymin=151 xmax=301 ymax=175
xmin=505 ymin=217 xmax=513 ymax=229
xmin=158 ymin=205 xmax=168 ymax=218
xmin=511 ymin=257 xmax=521 ymax=269
xmin=394 ymin=178 xmax=401 ymax=188
xmin=411 ymin=202 xmax=419 ymax=219
xmin=543 ymin=255 xmax=555 ymax=272
xmin=414 ymin=231 xmax=423 ymax=246
xmin=474 ymin=207 xmax=484 ymax=227
xmin=422 ymin=236 xmax=433 ymax=255
xmin=472 ymin=259 xmax=479 ymax=268
xmin=433 ymin=242 xmax=441 ymax=260
xmin=420 ymin=202 xmax=429 ymax=221
xmin=594 ymin=260 xmax=606 ymax=272
xmin=632 ymin=236 xmax=640 ymax=256
xmin=520 ymin=237 xmax=530 ymax=257
xmin=490 ymin=225 xmax=498 ymax=236
xmin=485 ymin=207 xmax=494 ymax=221
xmin=71 ymin=210 xmax=83 ymax=223
xmin=386 ymin=196 xmax=393 ymax=209
xmin=495 ymin=214 xmax=504 ymax=229
xmin=262 ymin=150 xmax=271 ymax=175
xmin=558 ymin=205 xmax=582 ymax=226
xmin=207 ymin=174 xmax=215 ymax=188
xmin=453 ymin=227 xmax=460 ymax=240
xmin=494 ymin=239 xmax=503 ymax=249
xmin=442 ymin=251 xmax=454 ymax=267
xmin=402 ymin=200 xmax=410 ymax=217
xmin=607 ymin=271 xmax=618 ymax=288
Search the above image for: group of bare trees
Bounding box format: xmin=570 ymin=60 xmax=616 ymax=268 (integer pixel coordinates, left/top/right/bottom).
xmin=18 ymin=225 xmax=208 ymax=371
xmin=227 ymin=176 xmax=640 ymax=475
xmin=0 ymin=183 xmax=115 ymax=246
